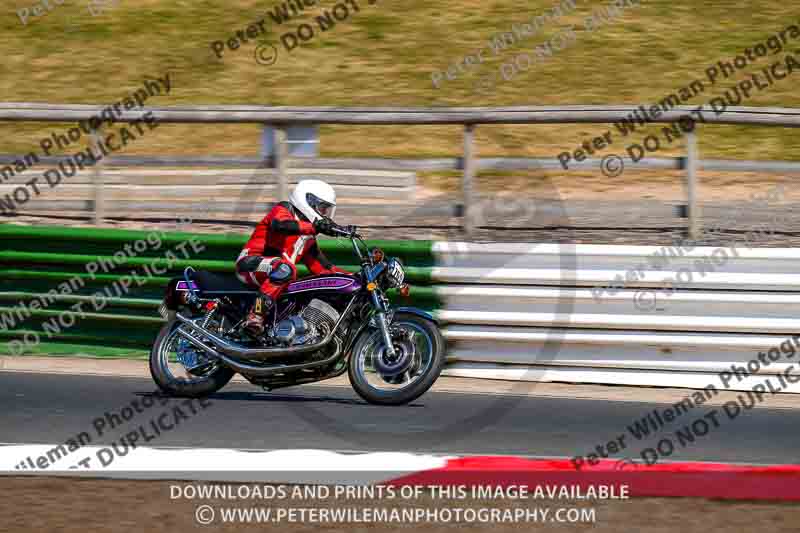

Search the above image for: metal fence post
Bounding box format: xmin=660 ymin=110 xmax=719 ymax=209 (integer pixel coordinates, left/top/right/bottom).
xmin=274 ymin=126 xmax=289 ymax=202
xmin=90 ymin=128 xmax=105 ymax=224
xmin=463 ymin=124 xmax=476 ymax=236
xmin=686 ymin=130 xmax=700 ymax=239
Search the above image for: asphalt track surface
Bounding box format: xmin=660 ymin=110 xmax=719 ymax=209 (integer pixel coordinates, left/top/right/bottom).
xmin=2 ymin=371 xmax=799 ymax=466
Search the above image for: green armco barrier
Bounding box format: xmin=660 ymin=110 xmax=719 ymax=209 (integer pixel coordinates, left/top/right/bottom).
xmin=0 ymin=224 xmax=439 ymax=358
xmin=0 ymin=335 xmax=149 ymax=359
xmin=0 ymin=225 xmax=436 ymax=267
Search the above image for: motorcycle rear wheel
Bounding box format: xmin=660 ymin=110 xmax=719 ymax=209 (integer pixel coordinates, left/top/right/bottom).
xmin=149 ymin=319 xmax=234 ymax=397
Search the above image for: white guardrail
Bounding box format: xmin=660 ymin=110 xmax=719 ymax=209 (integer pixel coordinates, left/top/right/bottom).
xmin=431 ymin=243 xmax=800 ymax=393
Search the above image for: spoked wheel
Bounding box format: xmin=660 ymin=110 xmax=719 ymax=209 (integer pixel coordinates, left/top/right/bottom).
xmin=348 ymin=312 xmax=445 ymax=405
xmin=149 ymin=319 xmax=234 ymax=397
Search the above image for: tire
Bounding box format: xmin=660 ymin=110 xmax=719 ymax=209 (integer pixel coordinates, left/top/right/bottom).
xmin=149 ymin=320 xmax=235 ymax=398
xmin=348 ymin=312 xmax=445 ymax=406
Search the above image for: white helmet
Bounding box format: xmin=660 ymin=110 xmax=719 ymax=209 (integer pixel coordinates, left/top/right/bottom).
xmin=288 ymin=179 xmax=337 ymax=223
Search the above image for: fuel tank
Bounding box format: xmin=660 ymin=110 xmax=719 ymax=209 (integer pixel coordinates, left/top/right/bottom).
xmin=285 ymin=274 xmax=361 ymax=295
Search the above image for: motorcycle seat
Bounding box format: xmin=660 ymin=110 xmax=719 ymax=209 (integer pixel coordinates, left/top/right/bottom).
xmin=192 ymin=270 xmax=259 ymax=295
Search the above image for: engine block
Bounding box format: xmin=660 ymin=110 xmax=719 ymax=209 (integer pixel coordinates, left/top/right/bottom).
xmin=273 ymin=299 xmax=340 ymax=346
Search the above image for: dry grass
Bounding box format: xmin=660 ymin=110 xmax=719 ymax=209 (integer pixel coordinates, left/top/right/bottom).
xmin=1 ymin=0 xmax=799 ymax=192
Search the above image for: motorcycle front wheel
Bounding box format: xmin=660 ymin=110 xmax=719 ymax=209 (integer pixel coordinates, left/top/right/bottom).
xmin=348 ymin=312 xmax=445 ymax=405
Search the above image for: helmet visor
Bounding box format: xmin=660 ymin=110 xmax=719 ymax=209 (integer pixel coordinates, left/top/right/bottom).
xmin=306 ymin=193 xmax=336 ymax=219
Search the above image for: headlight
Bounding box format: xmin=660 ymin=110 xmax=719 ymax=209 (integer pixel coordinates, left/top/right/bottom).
xmin=386 ymin=258 xmax=405 ymax=288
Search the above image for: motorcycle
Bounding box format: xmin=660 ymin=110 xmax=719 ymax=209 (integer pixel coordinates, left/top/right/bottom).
xmin=149 ymin=223 xmax=445 ymax=405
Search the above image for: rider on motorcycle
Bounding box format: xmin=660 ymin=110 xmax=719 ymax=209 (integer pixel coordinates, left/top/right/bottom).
xmin=235 ymin=179 xmax=351 ymax=335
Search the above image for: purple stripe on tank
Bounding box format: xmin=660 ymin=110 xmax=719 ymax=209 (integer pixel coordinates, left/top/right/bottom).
xmin=286 ymin=276 xmax=358 ymax=294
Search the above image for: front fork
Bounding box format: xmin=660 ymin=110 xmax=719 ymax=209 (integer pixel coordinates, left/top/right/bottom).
xmin=371 ymin=290 xmax=396 ymax=357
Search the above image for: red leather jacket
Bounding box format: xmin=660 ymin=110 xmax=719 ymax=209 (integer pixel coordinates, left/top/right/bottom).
xmin=240 ymin=202 xmax=347 ymax=275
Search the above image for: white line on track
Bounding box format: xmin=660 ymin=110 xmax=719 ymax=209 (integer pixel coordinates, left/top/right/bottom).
xmin=0 ymin=443 xmax=784 ymax=467
xmin=0 ymin=444 xmax=451 ymax=484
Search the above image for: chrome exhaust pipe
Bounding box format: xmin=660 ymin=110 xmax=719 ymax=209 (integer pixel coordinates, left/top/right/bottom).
xmin=173 ymin=295 xmax=356 ymax=361
xmin=176 ymin=327 xmax=342 ymax=377
xmin=176 ymin=313 xmax=330 ymax=359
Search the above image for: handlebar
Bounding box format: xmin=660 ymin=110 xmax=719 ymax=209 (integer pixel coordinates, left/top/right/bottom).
xmin=325 ymin=222 xmax=367 ymax=263
xmin=330 ymin=222 xmax=360 ymax=239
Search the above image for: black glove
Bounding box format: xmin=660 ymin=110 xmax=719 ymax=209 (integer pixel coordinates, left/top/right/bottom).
xmin=313 ymin=217 xmax=337 ymax=236
xmin=341 ymin=224 xmax=357 ymax=236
